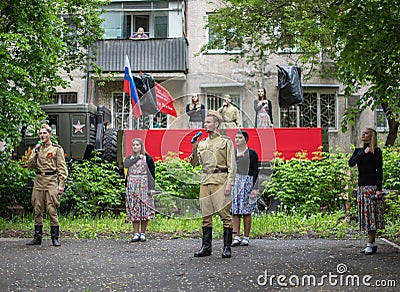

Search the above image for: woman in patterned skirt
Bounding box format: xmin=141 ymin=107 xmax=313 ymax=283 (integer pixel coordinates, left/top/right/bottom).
xmin=123 ymin=138 xmax=156 ymax=242
xmin=349 ymin=128 xmax=384 ymax=255
xmin=254 ymin=88 xmax=273 ymax=128
xmin=231 ymin=130 xmax=259 ymax=247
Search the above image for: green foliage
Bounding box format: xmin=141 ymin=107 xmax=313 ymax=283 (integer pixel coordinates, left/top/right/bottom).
xmin=61 ymin=153 xmax=125 ymax=216
xmin=155 ymin=152 xmax=201 ymax=199
xmin=204 ymin=0 xmax=400 ymax=145
xmin=382 ymin=147 xmax=400 ymax=191
xmin=0 ymin=155 xmax=35 ymax=217
xmin=263 ymin=150 xmax=352 ymax=215
xmin=0 ymin=0 xmax=105 ymax=153
xmin=384 ymin=192 xmax=400 ymax=223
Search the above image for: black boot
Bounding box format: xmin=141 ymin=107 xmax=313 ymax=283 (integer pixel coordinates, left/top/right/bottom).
xmin=50 ymin=226 xmax=61 ymax=247
xmin=194 ymin=226 xmax=212 ymax=257
xmin=26 ymin=225 xmax=43 ymax=245
xmin=222 ymin=227 xmax=233 ymax=258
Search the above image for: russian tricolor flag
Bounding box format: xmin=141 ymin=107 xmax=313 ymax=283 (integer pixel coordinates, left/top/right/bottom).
xmin=124 ymin=55 xmax=142 ymax=119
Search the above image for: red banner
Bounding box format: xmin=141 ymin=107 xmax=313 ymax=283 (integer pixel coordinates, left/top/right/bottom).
xmin=124 ymin=128 xmax=322 ymax=162
xmin=155 ymin=82 xmax=177 ymax=117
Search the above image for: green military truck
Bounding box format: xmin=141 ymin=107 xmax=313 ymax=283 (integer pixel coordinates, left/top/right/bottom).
xmin=14 ymin=104 xmax=119 ymax=162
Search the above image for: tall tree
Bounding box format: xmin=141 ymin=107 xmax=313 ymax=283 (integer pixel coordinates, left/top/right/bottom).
xmin=203 ymin=0 xmax=400 ymax=146
xmin=0 ymin=0 xmax=105 ymax=153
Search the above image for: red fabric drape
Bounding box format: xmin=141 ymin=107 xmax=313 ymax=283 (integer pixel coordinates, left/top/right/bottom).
xmin=124 ymin=128 xmax=322 ymax=162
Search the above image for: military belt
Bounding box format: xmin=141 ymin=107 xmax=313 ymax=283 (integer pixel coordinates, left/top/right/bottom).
xmin=37 ymin=171 xmax=57 ymax=176
xmin=203 ymin=168 xmax=228 ymax=174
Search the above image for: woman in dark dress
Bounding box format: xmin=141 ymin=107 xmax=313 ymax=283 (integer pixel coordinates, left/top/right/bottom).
xmin=186 ymin=94 xmax=205 ymax=128
xmin=123 ymin=138 xmax=156 ymax=242
xmin=349 ymin=128 xmax=384 ymax=255
xmin=231 ymin=130 xmax=259 ymax=247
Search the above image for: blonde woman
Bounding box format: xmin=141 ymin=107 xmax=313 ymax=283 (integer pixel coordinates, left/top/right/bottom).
xmin=349 ymin=128 xmax=384 ymax=255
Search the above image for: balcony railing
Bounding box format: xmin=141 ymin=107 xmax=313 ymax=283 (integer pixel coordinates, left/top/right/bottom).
xmin=89 ymin=37 xmax=188 ymax=73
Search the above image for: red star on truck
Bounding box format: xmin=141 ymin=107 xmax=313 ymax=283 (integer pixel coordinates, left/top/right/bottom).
xmin=73 ymin=120 xmax=85 ymax=133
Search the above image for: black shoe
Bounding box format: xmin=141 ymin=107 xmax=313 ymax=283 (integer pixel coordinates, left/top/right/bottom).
xmin=50 ymin=226 xmax=61 ymax=247
xmin=194 ymin=227 xmax=212 ymax=257
xmin=26 ymin=225 xmax=42 ymax=246
xmin=231 ymin=238 xmax=241 ymax=247
xmin=240 ymin=238 xmax=249 ymax=246
xmin=360 ymin=245 xmax=377 ymax=254
xmin=131 ymin=234 xmax=140 ymax=242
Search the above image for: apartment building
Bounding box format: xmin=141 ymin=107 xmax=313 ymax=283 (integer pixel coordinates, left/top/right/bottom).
xmin=53 ymin=0 xmax=388 ymax=152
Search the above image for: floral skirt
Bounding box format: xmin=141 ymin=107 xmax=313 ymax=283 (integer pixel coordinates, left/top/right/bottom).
xmin=231 ymin=174 xmax=258 ymax=214
xmin=257 ymin=112 xmax=272 ymax=128
xmin=126 ymin=174 xmax=155 ymax=222
xmin=357 ymin=185 xmax=384 ymax=231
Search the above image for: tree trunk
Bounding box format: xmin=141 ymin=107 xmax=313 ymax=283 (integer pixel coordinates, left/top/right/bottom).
xmin=382 ymin=102 xmax=399 ymax=146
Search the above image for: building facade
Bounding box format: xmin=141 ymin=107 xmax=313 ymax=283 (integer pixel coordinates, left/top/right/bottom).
xmin=53 ymin=0 xmax=389 ymax=153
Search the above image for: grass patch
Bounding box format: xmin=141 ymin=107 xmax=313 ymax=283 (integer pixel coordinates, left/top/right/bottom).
xmin=1 ymin=210 xmax=398 ymax=244
xmin=0 ymin=210 xmax=369 ymax=241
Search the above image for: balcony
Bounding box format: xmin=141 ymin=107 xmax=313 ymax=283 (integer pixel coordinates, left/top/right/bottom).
xmin=89 ymin=37 xmax=188 ymax=73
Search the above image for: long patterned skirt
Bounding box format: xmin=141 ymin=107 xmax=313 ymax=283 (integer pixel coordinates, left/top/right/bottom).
xmin=126 ymin=174 xmax=155 ymax=222
xmin=231 ymin=174 xmax=258 ymax=214
xmin=256 ymin=111 xmax=272 ymax=128
xmin=357 ymin=185 xmax=385 ymax=231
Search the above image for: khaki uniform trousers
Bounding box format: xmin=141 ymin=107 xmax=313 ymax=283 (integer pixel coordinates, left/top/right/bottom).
xmin=200 ymin=183 xmax=233 ymax=228
xmin=32 ymin=188 xmax=60 ymax=226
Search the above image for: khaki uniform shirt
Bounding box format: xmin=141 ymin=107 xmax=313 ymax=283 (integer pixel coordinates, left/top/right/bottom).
xmin=28 ymin=141 xmax=68 ymax=190
xmin=190 ymin=132 xmax=236 ymax=185
xmin=217 ymin=104 xmax=241 ymax=127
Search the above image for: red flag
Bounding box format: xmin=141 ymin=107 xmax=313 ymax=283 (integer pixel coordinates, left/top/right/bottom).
xmin=155 ymin=82 xmax=177 ymax=117
xmin=124 ymin=55 xmax=142 ymax=119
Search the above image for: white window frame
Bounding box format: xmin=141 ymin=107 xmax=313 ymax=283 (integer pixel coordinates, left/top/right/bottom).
xmin=279 ymin=88 xmax=339 ymax=131
xmin=374 ymin=105 xmax=389 ymax=132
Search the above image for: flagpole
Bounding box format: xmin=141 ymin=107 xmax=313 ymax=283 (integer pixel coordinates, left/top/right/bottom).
xmin=122 ymin=92 xmax=125 ymax=129
xmin=129 ymin=91 xmax=133 ymax=129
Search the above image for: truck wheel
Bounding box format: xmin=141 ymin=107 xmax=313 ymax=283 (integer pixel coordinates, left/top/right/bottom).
xmin=103 ymin=128 xmax=118 ymax=162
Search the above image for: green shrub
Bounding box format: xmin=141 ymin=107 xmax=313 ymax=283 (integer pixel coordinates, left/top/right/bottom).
xmin=263 ymin=150 xmax=351 ymax=215
xmin=155 ymin=152 xmax=201 ymax=199
xmin=382 ymin=146 xmax=400 ymax=191
xmin=153 ymin=152 xmax=202 ymax=217
xmin=0 ymin=154 xmax=35 ymax=217
xmin=61 ymin=153 xmax=125 ymax=216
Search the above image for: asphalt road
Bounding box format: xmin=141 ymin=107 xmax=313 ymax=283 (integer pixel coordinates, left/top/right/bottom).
xmin=0 ymin=237 xmax=399 ymax=291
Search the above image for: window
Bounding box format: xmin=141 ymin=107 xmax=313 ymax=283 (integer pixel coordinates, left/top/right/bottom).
xmin=112 ymin=92 xmax=132 ymax=129
xmin=205 ymin=92 xmax=241 ymax=111
xmin=280 ymin=91 xmax=337 ymax=130
xmin=50 ymin=92 xmax=77 ymax=104
xmin=375 ymin=105 xmax=388 ymax=132
xmin=112 ymin=92 xmax=167 ymax=129
xmin=206 ymin=14 xmax=241 ymax=53
xmin=100 ymin=1 xmax=180 ymax=39
xmin=154 ymin=13 xmax=168 ymax=38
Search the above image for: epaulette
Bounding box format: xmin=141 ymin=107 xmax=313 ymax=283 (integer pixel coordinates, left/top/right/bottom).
xmin=51 ymin=143 xmax=62 ymax=148
xmin=220 ymin=135 xmax=231 ymax=140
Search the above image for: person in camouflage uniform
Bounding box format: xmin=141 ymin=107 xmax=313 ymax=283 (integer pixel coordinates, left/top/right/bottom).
xmin=27 ymin=124 xmax=68 ymax=246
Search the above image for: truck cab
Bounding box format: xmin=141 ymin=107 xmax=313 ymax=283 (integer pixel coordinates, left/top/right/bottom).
xmin=14 ymin=104 xmax=111 ymax=162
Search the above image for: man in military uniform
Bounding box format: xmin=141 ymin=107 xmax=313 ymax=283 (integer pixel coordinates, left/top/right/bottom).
xmin=217 ymin=94 xmax=241 ymax=129
xmin=27 ymin=124 xmax=68 ymax=246
xmin=190 ymin=110 xmax=236 ymax=258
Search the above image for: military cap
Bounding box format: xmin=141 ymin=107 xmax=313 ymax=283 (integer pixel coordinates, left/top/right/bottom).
xmin=207 ymin=110 xmax=223 ymax=123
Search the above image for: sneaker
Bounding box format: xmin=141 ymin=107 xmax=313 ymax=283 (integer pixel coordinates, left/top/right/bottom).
xmin=360 ymin=244 xmax=377 ymax=254
xmin=231 ymin=238 xmax=241 ymax=247
xmin=364 ymin=246 xmax=373 ymax=255
xmin=140 ymin=233 xmax=146 ymax=242
xmin=240 ymin=238 xmax=249 ymax=246
xmin=131 ymin=233 xmax=140 ymax=242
